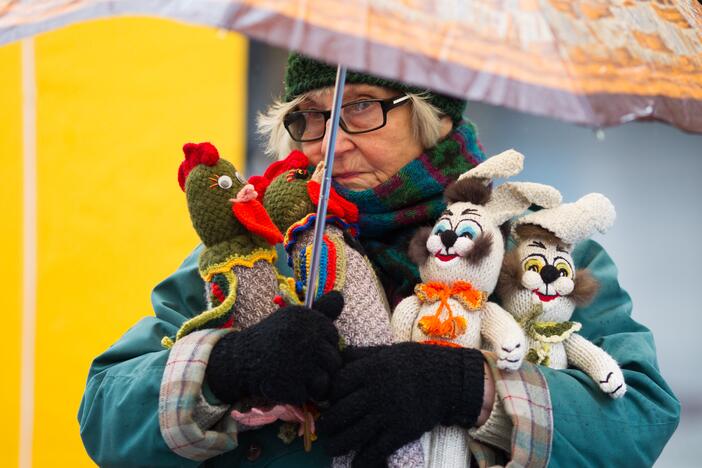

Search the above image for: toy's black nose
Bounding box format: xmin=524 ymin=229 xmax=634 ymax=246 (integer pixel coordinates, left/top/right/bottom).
xmin=540 ymin=265 xmax=560 ymax=284
xmin=439 ymin=230 xmax=458 ymax=248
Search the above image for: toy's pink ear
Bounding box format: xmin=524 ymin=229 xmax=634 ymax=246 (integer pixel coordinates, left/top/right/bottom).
xmin=231 ymin=200 xmax=284 ymax=245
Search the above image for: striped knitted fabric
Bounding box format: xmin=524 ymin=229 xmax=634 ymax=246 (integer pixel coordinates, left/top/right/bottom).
xmin=335 ymin=122 xmax=486 ymax=306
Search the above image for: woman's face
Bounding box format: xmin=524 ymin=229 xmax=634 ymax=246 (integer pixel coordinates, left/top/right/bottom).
xmin=299 ymin=84 xmax=424 ymax=191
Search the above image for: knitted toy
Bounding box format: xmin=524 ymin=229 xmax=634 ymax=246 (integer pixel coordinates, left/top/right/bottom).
xmin=496 ymin=193 xmax=626 ymax=399
xmin=254 ymin=151 xmax=424 ymax=468
xmin=391 ymin=149 xmax=562 ymax=468
xmin=162 ymin=142 xmax=287 ymax=348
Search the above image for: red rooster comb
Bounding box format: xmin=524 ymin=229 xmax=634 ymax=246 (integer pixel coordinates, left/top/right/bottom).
xmin=178 ymin=142 xmax=221 ymax=191
xmin=248 ymin=150 xmax=309 ymax=201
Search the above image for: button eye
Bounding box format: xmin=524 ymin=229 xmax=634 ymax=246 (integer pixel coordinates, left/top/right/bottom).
xmin=234 ymin=171 xmax=247 ymax=184
xmin=217 ymin=175 xmax=233 ymax=189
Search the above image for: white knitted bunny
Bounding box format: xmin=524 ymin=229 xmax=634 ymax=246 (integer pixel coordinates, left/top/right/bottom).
xmin=496 ymin=193 xmax=626 ymax=399
xmin=391 ymin=149 xmax=562 ymax=468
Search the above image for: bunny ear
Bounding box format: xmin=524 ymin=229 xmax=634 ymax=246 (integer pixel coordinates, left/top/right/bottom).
xmin=487 ymin=182 xmax=562 ymax=225
xmin=458 ymin=149 xmax=524 ymax=182
xmin=515 ymin=193 xmax=616 ymax=245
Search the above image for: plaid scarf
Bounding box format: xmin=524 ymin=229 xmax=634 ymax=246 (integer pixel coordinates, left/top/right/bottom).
xmin=335 ymin=122 xmax=486 ymax=306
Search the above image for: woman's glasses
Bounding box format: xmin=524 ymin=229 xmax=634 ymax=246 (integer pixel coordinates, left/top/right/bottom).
xmin=283 ymin=95 xmax=411 ymax=142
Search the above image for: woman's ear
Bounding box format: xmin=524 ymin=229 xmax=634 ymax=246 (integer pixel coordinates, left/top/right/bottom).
xmin=439 ymin=115 xmax=453 ymax=139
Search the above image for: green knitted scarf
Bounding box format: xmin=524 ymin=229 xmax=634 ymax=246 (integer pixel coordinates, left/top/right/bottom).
xmin=334 ymin=122 xmax=486 ymax=306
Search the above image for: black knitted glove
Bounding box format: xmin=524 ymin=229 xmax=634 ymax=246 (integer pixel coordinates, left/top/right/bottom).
xmin=318 ymin=342 xmax=485 ymax=468
xmin=206 ymin=291 xmax=344 ymax=405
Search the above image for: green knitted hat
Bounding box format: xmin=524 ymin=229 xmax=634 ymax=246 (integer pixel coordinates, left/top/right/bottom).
xmin=284 ymin=53 xmax=466 ymax=124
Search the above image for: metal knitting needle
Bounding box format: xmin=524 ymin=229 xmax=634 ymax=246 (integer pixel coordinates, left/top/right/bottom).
xmin=302 ymin=64 xmax=347 ymax=452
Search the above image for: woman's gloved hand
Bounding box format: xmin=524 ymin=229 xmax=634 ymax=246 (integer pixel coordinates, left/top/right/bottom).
xmin=319 ymin=342 xmax=485 ymax=468
xmin=205 ymin=291 xmax=344 ymax=405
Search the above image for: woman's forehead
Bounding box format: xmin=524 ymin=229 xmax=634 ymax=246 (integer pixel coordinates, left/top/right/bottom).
xmin=301 ymin=84 xmax=398 ymax=106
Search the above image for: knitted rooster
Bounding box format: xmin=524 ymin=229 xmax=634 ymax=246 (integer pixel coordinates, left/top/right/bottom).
xmin=252 ymin=151 xmax=425 ymax=468
xmin=162 ymin=142 xmax=286 ymax=347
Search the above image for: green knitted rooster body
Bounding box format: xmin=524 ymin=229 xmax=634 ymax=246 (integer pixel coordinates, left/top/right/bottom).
xmin=163 ymin=142 xmax=292 ymax=347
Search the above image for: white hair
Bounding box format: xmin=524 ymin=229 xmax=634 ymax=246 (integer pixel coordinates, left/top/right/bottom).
xmin=257 ymin=90 xmax=445 ymax=160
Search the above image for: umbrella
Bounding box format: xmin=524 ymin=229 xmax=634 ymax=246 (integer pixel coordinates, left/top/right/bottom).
xmin=1 ymin=0 xmax=702 ymax=132
xmin=3 ymin=0 xmax=701 ymax=302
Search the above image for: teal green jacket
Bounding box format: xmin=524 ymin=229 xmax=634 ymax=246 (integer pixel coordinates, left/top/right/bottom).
xmin=78 ymin=240 xmax=680 ymax=467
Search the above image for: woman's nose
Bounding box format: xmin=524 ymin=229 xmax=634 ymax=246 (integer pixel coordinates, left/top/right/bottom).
xmin=321 ymin=119 xmax=354 ymax=156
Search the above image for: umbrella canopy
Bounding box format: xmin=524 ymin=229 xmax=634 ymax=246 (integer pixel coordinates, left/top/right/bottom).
xmin=1 ymin=0 xmax=702 ymax=132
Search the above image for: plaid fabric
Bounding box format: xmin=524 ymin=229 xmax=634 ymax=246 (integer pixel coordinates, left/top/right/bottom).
xmin=336 ymin=123 xmax=486 ymax=306
xmin=470 ymin=352 xmax=553 ymax=468
xmin=159 ymin=328 xmax=238 ymax=461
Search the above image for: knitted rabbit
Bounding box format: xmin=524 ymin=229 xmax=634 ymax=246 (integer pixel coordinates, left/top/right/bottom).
xmin=496 ymin=193 xmax=626 ymax=398
xmin=391 ymin=149 xmax=562 ymax=468
xmin=162 ymin=142 xmax=287 ymax=348
xmin=252 ymin=151 xmax=424 ymax=468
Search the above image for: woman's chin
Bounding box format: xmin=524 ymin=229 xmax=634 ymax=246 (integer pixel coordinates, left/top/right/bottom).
xmin=334 ymin=173 xmax=375 ymax=190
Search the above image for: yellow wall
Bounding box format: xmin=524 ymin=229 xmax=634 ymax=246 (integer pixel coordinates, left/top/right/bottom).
xmin=0 ymin=42 xmax=22 ymax=468
xmin=1 ymin=17 xmax=247 ymax=466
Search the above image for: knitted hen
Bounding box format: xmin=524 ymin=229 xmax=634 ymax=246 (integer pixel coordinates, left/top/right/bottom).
xmin=254 ymin=151 xmax=425 ymax=468
xmin=162 ymin=142 xmax=286 ymax=347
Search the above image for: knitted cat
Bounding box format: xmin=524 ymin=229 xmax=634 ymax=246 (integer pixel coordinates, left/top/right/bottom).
xmin=496 ymin=193 xmax=626 ymax=398
xmin=253 ymin=151 xmax=424 ymax=468
xmin=391 ymin=149 xmax=562 ymax=468
xmin=162 ymin=142 xmax=287 ymax=348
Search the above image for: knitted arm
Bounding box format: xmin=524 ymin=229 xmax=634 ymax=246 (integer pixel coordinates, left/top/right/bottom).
xmin=480 ymin=302 xmax=526 ymax=370
xmin=390 ymin=295 xmax=421 ymax=342
xmin=564 ymin=333 xmax=626 ymax=399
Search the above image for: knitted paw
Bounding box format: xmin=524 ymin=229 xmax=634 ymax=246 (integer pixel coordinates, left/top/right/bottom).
xmin=494 ymin=332 xmax=526 ymax=371
xmin=596 ymin=367 xmax=627 ymax=399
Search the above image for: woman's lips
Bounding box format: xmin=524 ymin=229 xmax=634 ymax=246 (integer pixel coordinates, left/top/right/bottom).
xmin=533 ymin=290 xmax=560 ymax=302
xmin=333 ymin=172 xmax=361 ymax=181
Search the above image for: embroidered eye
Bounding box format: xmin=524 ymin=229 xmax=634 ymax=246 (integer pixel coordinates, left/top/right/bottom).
xmin=432 ymin=219 xmax=451 ymax=235
xmin=523 ymin=257 xmax=545 ymax=273
xmin=293 ymin=169 xmax=309 ymax=180
xmin=234 ymin=172 xmax=247 ymax=184
xmin=455 ymin=220 xmax=481 ymax=240
xmin=217 ymin=175 xmax=233 ymax=189
xmin=555 ymin=261 xmax=572 ymax=278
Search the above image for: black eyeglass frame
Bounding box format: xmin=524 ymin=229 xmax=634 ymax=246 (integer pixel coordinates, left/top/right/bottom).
xmin=283 ymin=94 xmax=411 ymax=143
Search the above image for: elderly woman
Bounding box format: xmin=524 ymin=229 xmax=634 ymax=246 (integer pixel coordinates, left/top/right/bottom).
xmin=79 ymin=55 xmax=679 ymax=467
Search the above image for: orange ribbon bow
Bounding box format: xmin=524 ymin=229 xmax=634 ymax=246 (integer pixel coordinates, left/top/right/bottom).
xmin=414 ymin=281 xmax=486 ymax=340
